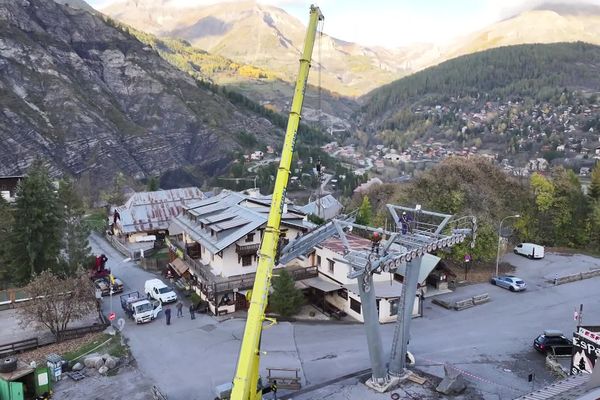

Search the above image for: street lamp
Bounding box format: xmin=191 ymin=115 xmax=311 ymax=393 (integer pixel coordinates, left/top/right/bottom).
xmin=495 ymin=214 xmax=521 ymax=277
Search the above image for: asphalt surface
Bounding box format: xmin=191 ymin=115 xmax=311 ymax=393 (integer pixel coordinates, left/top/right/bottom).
xmin=89 ymin=233 xmax=600 ymax=400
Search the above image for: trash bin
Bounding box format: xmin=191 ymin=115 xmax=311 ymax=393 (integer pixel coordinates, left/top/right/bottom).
xmin=46 ymin=354 xmax=63 ymax=382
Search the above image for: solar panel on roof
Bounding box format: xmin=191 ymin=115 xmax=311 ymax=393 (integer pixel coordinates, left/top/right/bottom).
xmin=200 ymin=213 xmax=236 ymax=225
xmin=213 ymin=218 xmax=249 ymax=231
xmin=189 ymin=203 xmax=229 ymax=216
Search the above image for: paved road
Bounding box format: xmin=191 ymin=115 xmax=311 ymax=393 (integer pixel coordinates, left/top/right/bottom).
xmin=90 ymin=233 xmax=600 ymax=400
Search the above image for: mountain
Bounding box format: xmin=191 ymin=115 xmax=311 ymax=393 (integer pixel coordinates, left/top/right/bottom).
xmin=128 ymin=28 xmax=359 ymax=129
xmin=359 ymin=42 xmax=600 ymax=158
xmin=440 ymin=3 xmax=600 ymax=62
xmin=53 ymin=0 xmax=95 ymax=13
xmin=103 ymin=0 xmax=430 ymax=97
xmin=0 ymin=0 xmax=281 ymax=190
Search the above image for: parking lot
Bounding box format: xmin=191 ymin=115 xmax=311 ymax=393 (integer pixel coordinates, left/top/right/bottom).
xmin=89 ymin=233 xmax=600 ymax=400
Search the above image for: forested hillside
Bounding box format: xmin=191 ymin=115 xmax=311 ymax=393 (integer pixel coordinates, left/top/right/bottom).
xmin=359 ymin=43 xmax=600 ymax=160
xmin=362 ymin=42 xmax=600 ymax=123
xmin=353 ymin=158 xmax=600 ymax=264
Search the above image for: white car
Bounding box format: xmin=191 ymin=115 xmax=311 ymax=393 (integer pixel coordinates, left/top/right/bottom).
xmin=145 ymin=278 xmax=177 ymax=304
xmin=514 ymin=243 xmax=544 ymax=259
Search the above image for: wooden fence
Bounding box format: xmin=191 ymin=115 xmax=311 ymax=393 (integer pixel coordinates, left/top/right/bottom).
xmin=0 ymin=337 xmax=39 ymax=357
xmin=0 ymin=321 xmax=109 ymax=357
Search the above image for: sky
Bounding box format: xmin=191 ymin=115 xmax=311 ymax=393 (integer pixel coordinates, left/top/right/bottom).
xmin=86 ymin=0 xmax=600 ymax=47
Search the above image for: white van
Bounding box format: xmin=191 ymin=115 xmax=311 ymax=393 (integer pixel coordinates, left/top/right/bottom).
xmin=514 ymin=243 xmax=544 ymax=259
xmin=145 ymin=278 xmax=178 ymax=304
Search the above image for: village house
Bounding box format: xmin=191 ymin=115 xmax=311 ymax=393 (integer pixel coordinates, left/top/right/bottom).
xmin=301 ymin=234 xmax=441 ymax=323
xmin=383 ymin=153 xmax=402 ymax=163
xmin=250 ymin=151 xmax=264 ymax=161
xmin=0 ymin=175 xmax=24 ymax=202
xmin=169 ymin=191 xmax=316 ymax=315
xmin=111 ymin=187 xmax=205 ymax=243
xmin=300 ymin=194 xmax=343 ymax=221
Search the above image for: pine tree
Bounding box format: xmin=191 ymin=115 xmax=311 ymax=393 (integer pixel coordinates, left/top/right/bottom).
xmin=270 ymin=269 xmax=304 ymax=317
xmin=58 ymin=179 xmax=91 ymax=276
xmin=589 ymin=163 xmax=600 ymax=201
xmin=356 ymin=196 xmax=372 ymax=226
xmin=10 ymin=161 xmax=62 ymax=283
xmin=0 ymin=196 xmax=14 ymax=284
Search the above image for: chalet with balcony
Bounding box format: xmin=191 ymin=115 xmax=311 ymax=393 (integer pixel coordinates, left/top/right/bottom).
xmin=169 ymin=191 xmax=316 ymax=315
xmin=303 ymin=234 xmax=441 ymax=323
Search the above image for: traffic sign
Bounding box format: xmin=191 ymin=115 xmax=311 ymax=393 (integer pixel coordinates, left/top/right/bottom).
xmin=464 ymin=254 xmax=471 ymax=263
xmin=108 ymin=312 xmax=116 ymax=321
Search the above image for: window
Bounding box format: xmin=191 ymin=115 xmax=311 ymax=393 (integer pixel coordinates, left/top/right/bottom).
xmin=337 ymin=289 xmax=348 ymax=300
xmin=245 ymin=233 xmax=255 ymax=243
xmin=390 ymin=299 xmax=399 ymax=316
xmin=317 ymin=255 xmax=321 ymax=267
xmin=350 ymin=297 xmax=361 ymax=314
xmin=242 ymin=255 xmax=252 ymax=267
xmin=328 ymin=259 xmax=334 ymax=273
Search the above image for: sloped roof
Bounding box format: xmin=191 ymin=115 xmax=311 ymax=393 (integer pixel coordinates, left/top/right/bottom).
xmin=116 ymin=187 xmax=204 ymax=234
xmin=300 ymin=194 xmax=343 ymax=217
xmin=172 ymin=190 xmax=310 ymax=253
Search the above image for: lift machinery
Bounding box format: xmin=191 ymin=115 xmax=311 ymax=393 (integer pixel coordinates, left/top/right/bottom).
xmin=229 ymin=5 xmax=324 ymax=400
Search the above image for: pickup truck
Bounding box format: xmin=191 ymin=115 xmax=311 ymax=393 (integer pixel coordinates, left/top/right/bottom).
xmin=145 ymin=279 xmax=177 ymax=304
xmin=120 ymin=291 xmax=162 ymax=324
xmin=94 ymin=276 xmax=124 ymax=296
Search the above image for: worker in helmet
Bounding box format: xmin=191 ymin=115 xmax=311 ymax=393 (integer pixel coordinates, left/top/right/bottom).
xmin=400 ymin=211 xmax=412 ymax=234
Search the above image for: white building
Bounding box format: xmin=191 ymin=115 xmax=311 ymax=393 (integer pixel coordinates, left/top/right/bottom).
xmin=302 ymin=234 xmax=441 ymax=323
xmin=300 ymin=194 xmax=343 ymax=221
xmin=170 ymin=191 xmax=315 ymax=315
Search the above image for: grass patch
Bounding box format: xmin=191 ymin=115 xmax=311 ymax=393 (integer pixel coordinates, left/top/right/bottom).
xmin=62 ymin=333 xmax=128 ymax=362
xmin=84 ymin=209 xmax=107 ymax=232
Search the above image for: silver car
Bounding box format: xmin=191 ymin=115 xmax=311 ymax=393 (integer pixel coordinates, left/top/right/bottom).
xmin=490 ymin=275 xmax=527 ymax=292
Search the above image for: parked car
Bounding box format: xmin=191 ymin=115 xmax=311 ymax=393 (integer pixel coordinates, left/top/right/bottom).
xmin=533 ymin=330 xmax=572 ymax=354
xmin=514 ymin=243 xmax=544 ymax=259
xmin=145 ymin=278 xmax=177 ymax=304
xmin=490 ymin=275 xmax=527 ymax=292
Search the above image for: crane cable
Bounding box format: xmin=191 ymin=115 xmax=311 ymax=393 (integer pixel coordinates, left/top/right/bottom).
xmin=318 ymin=18 xmax=324 ymax=129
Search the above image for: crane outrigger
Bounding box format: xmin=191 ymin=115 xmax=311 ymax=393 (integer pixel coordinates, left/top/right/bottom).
xmin=229 ymin=5 xmax=324 ymax=400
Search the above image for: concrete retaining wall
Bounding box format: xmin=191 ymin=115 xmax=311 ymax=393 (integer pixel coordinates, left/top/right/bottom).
xmin=432 ymin=293 xmax=490 ymax=311
xmin=551 ymin=269 xmax=600 ymax=286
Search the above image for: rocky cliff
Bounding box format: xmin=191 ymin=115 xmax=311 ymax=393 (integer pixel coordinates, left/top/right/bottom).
xmin=0 ymin=0 xmax=276 ymax=187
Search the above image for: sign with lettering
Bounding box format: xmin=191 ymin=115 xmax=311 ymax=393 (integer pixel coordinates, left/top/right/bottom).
xmin=571 ymin=327 xmax=600 ymax=375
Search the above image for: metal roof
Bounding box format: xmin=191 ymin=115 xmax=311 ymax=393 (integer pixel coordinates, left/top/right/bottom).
xmin=300 ymin=194 xmax=343 ymax=219
xmin=172 ymin=191 xmax=309 ymax=254
xmin=116 ymin=187 xmax=204 ymax=234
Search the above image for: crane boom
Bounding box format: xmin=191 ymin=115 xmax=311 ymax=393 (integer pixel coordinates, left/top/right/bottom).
xmin=230 ymin=5 xmax=323 ymax=400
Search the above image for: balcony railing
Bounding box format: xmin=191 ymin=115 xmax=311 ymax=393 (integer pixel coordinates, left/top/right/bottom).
xmin=169 ymin=238 xmax=318 ymax=297
xmin=236 ymin=243 xmax=260 ymax=256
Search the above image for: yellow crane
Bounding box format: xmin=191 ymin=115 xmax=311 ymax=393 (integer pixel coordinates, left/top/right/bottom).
xmin=230 ymin=5 xmax=324 ymax=400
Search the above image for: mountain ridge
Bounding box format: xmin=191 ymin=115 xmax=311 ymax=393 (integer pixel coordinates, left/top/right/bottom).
xmin=0 ymin=0 xmax=280 ymax=191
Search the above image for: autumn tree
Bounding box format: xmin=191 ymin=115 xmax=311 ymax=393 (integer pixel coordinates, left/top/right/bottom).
xmin=0 ymin=196 xmax=13 ymax=284
xmin=10 ymin=161 xmax=62 ymax=283
xmin=17 ymin=270 xmax=97 ymax=341
xmin=269 ymin=269 xmax=304 ymax=317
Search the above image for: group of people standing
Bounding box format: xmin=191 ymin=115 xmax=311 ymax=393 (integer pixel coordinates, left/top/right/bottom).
xmin=164 ymin=300 xmax=197 ymax=325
